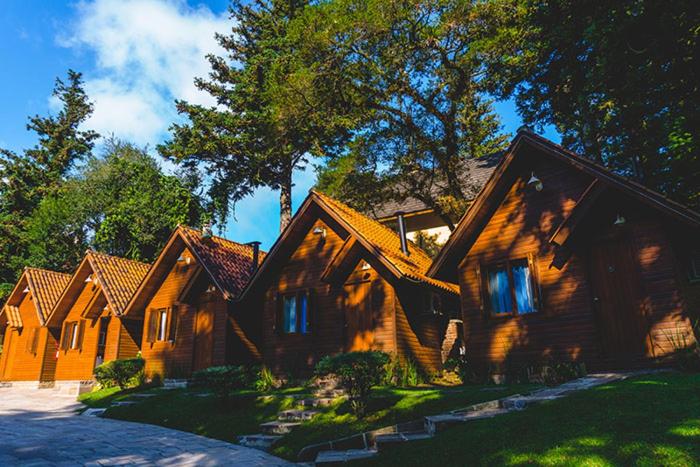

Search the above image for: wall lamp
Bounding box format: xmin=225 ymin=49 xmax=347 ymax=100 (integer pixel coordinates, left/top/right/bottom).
xmin=527 ymin=172 xmax=543 ymax=192
xmin=313 ymin=227 xmax=327 ymax=239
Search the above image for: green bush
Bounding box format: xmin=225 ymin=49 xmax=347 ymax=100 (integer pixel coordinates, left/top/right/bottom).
xmin=315 ymin=351 xmax=389 ymax=417
xmin=94 ymin=357 xmax=145 ymax=390
xmin=384 ymin=355 xmax=424 ymax=387
xmin=254 ymin=366 xmax=281 ymax=392
xmin=191 ymin=365 xmax=252 ymax=399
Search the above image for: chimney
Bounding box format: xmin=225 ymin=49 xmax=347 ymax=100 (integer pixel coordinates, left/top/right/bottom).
xmin=247 ymin=241 xmax=261 ymax=274
xmin=201 ymin=221 xmax=213 ymax=239
xmin=395 ymin=211 xmax=410 ymax=256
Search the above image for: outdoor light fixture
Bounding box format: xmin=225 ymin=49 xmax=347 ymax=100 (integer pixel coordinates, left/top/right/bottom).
xmin=614 ymin=213 xmax=626 ymax=226
xmin=177 ymin=255 xmax=191 ymax=265
xmin=527 ymin=172 xmax=543 ymax=192
xmin=313 ymin=227 xmax=327 ymax=239
xmin=85 ymin=275 xmax=92 ymax=283
xmin=22 ymin=287 xmax=29 ymax=293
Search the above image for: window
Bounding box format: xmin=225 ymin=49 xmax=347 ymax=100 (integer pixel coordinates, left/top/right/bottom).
xmin=146 ymin=307 xmax=177 ymax=344
xmin=157 ymin=309 xmax=169 ymax=341
xmin=280 ymin=291 xmax=312 ymax=335
xmin=689 ymin=250 xmax=700 ymax=283
xmin=483 ymin=258 xmax=538 ymax=315
xmin=69 ymin=322 xmax=80 ymax=349
xmin=61 ymin=321 xmax=83 ymax=351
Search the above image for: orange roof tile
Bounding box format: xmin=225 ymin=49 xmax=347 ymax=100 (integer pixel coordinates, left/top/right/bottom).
xmin=312 ymin=191 xmax=459 ymax=294
xmin=24 ymin=268 xmax=72 ymax=323
xmin=4 ymin=305 xmax=22 ymax=328
xmin=86 ymin=251 xmax=150 ymax=315
xmin=178 ymin=226 xmax=266 ymax=299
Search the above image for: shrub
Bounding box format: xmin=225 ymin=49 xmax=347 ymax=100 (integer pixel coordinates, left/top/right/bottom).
xmin=94 ymin=357 xmax=145 ymax=390
xmin=254 ymin=366 xmax=281 ymax=392
xmin=663 ymin=320 xmax=700 ymax=372
xmin=384 ymin=355 xmax=424 ymax=387
xmin=191 ymin=365 xmax=252 ymax=399
xmin=315 ymin=351 xmax=389 ymax=417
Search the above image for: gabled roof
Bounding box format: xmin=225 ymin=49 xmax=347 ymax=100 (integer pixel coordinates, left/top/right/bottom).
xmin=429 ymin=130 xmax=700 ymax=278
xmin=240 ymin=190 xmax=458 ymax=299
xmin=0 ymin=268 xmax=71 ymax=327
xmin=124 ymin=226 xmax=265 ymax=314
xmin=46 ymin=251 xmax=150 ymax=327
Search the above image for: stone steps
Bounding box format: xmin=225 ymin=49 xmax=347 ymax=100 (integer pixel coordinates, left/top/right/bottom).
xmin=260 ymin=421 xmax=302 ymax=435
xmin=81 ymin=408 xmax=107 ymax=417
xmin=312 ymin=389 xmax=346 ymax=398
xmin=298 ymin=397 xmax=339 ymax=408
xmin=237 ymin=434 xmax=283 ymax=451
xmin=163 ymin=379 xmax=188 ymax=389
xmin=374 ymin=431 xmax=433 ymax=450
xmin=278 ymin=409 xmax=320 ymax=421
xmin=315 ymin=448 xmax=378 ymax=464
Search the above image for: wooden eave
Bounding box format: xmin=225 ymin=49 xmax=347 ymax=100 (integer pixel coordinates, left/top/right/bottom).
xmin=550 ymin=179 xmax=607 ymax=247
xmin=429 ymin=131 xmax=700 ymax=279
xmin=320 ymin=237 xmax=362 ymax=284
xmin=46 ymin=255 xmax=94 ymax=328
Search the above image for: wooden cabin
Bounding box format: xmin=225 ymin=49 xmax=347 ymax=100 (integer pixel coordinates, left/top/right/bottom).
xmin=122 ymin=226 xmax=263 ymax=380
xmin=47 ymin=251 xmax=149 ymax=393
xmin=429 ymin=130 xmax=700 ymax=374
xmin=0 ymin=268 xmax=70 ymax=387
xmin=239 ymin=191 xmax=460 ymax=377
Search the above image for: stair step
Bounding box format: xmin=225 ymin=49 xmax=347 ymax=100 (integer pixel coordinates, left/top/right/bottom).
xmin=81 ymin=408 xmax=107 ymax=417
xmin=127 ymin=393 xmax=157 ymax=399
xmin=313 ymin=389 xmax=346 ymax=398
xmin=375 ymin=431 xmax=432 ymax=450
xmin=278 ymin=409 xmax=319 ymax=421
xmin=298 ymin=397 xmax=338 ymax=408
xmin=501 ymin=395 xmax=562 ymax=410
xmin=260 ymin=421 xmax=301 ymax=435
xmin=237 ymin=434 xmax=283 ymax=451
xmin=163 ymin=379 xmax=188 ymax=389
xmin=111 ymin=401 xmax=139 ymax=407
xmin=425 ymin=408 xmax=510 ymax=435
xmin=315 ymin=449 xmax=378 ymax=464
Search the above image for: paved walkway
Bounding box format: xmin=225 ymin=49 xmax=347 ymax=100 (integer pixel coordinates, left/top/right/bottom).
xmin=0 ymin=388 xmax=293 ymax=466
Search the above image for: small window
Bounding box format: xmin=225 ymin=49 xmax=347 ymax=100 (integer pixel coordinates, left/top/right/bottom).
xmin=157 ymin=309 xmax=169 ymax=341
xmin=281 ymin=291 xmax=311 ymax=335
xmin=483 ymin=258 xmax=538 ymax=316
xmin=69 ymin=322 xmax=80 ymax=349
xmin=689 ymin=250 xmax=700 ymax=283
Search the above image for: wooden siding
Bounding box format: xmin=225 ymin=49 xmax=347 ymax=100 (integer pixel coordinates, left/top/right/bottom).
xmin=258 ymin=215 xmax=446 ymax=376
xmin=457 ymin=152 xmax=697 ymax=373
xmin=138 ymin=247 xmax=235 ymax=379
xmin=0 ymin=292 xmax=54 ymax=381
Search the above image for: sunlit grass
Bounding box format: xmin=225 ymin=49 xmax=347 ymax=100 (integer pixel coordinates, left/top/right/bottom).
xmin=358 ymin=372 xmax=700 ymax=466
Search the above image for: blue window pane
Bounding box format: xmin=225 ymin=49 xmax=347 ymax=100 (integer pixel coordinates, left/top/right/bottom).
xmin=488 ymin=267 xmax=512 ymax=314
xmin=512 ymin=262 xmax=535 ymax=313
xmin=283 ymin=296 xmax=297 ymax=333
xmin=299 ymin=293 xmax=309 ymax=334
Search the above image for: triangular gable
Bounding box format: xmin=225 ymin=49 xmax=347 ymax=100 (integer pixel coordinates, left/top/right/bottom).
xmin=0 ymin=268 xmax=71 ymax=327
xmin=239 ymin=191 xmax=458 ymax=301
xmin=124 ymin=226 xmax=264 ymax=316
xmin=429 ymin=130 xmax=700 ymax=279
xmin=46 ymin=251 xmax=149 ymax=327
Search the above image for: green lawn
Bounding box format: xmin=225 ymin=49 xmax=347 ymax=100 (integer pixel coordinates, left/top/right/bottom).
xmin=357 ymin=372 xmax=700 ymax=466
xmin=80 ymin=382 xmax=534 ymax=461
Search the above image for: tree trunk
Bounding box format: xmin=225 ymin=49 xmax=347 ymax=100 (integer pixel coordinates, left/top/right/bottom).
xmin=279 ymin=169 xmax=293 ymax=232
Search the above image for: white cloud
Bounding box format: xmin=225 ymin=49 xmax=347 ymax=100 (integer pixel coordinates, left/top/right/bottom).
xmin=59 ymin=0 xmax=229 ymax=145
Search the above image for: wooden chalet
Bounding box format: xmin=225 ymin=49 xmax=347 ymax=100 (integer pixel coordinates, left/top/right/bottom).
xmin=47 ymin=251 xmax=149 ymax=392
xmin=0 ymin=268 xmax=71 ymax=386
xmin=239 ymin=191 xmax=461 ymax=376
xmin=430 ymin=130 xmax=700 ymax=374
xmin=122 ymin=226 xmax=264 ymax=380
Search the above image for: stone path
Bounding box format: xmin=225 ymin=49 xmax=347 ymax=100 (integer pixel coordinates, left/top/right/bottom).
xmin=0 ymin=387 xmax=293 ymax=466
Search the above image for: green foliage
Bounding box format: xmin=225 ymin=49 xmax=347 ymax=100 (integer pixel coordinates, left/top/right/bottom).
xmin=484 ymin=0 xmax=700 ymax=209
xmin=661 ymin=320 xmax=700 ymax=372
xmin=191 ymin=365 xmax=253 ymax=399
xmin=254 ymin=366 xmax=282 ymax=393
xmin=315 ymin=351 xmax=390 ymax=416
xmin=0 ymin=70 xmax=98 ymax=292
xmin=23 ymin=139 xmax=202 ymax=272
xmin=159 ymin=0 xmax=353 ymax=231
xmin=384 ymin=356 xmax=424 ymax=387
xmin=94 ymin=358 xmax=146 ymax=390
xmin=305 ymin=0 xmax=509 ymax=228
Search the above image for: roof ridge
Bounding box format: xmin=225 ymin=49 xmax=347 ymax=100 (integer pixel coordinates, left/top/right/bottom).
xmin=24 ymin=266 xmax=72 ymax=278
xmin=86 ymin=249 xmax=150 ymax=268
xmin=177 ymin=225 xmax=264 ymax=252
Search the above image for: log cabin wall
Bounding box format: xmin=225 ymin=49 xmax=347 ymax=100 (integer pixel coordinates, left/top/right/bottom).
xmin=457 ymin=149 xmax=698 ymax=373
xmin=0 ymin=293 xmax=49 ymax=381
xmin=139 ymin=247 xmax=229 ymax=379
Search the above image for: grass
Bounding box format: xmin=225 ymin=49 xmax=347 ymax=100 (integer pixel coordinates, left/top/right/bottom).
xmin=356 ymin=372 xmax=700 ymax=466
xmin=80 ymin=382 xmax=534 ymax=461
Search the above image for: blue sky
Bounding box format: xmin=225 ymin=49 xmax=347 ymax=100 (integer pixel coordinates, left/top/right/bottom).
xmin=0 ymin=0 xmax=558 ymax=250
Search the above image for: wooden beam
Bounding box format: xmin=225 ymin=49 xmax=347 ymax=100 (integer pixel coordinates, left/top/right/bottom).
xmin=550 ymin=179 xmax=607 ymax=247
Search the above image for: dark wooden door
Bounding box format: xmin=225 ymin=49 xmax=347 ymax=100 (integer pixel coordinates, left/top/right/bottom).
xmin=192 ymin=302 xmax=214 ymax=372
xmin=588 ymin=236 xmax=648 ymax=363
xmin=344 ymin=282 xmax=374 ymax=352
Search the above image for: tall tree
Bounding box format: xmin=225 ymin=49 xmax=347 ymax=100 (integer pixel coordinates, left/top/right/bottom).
xmin=0 ymin=70 xmax=98 ymax=296
xmin=307 ymin=0 xmax=510 ymax=228
xmin=159 ymin=0 xmax=353 ymax=231
xmin=24 ymin=140 xmax=203 ymax=273
xmin=483 ymin=0 xmax=700 ymax=208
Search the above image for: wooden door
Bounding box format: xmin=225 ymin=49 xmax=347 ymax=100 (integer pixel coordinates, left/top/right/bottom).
xmin=588 ymin=236 xmax=648 ymax=364
xmin=192 ymin=302 xmax=214 ymax=372
xmin=0 ymin=330 xmax=13 ymax=378
xmin=344 ymin=282 xmax=374 ymax=351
